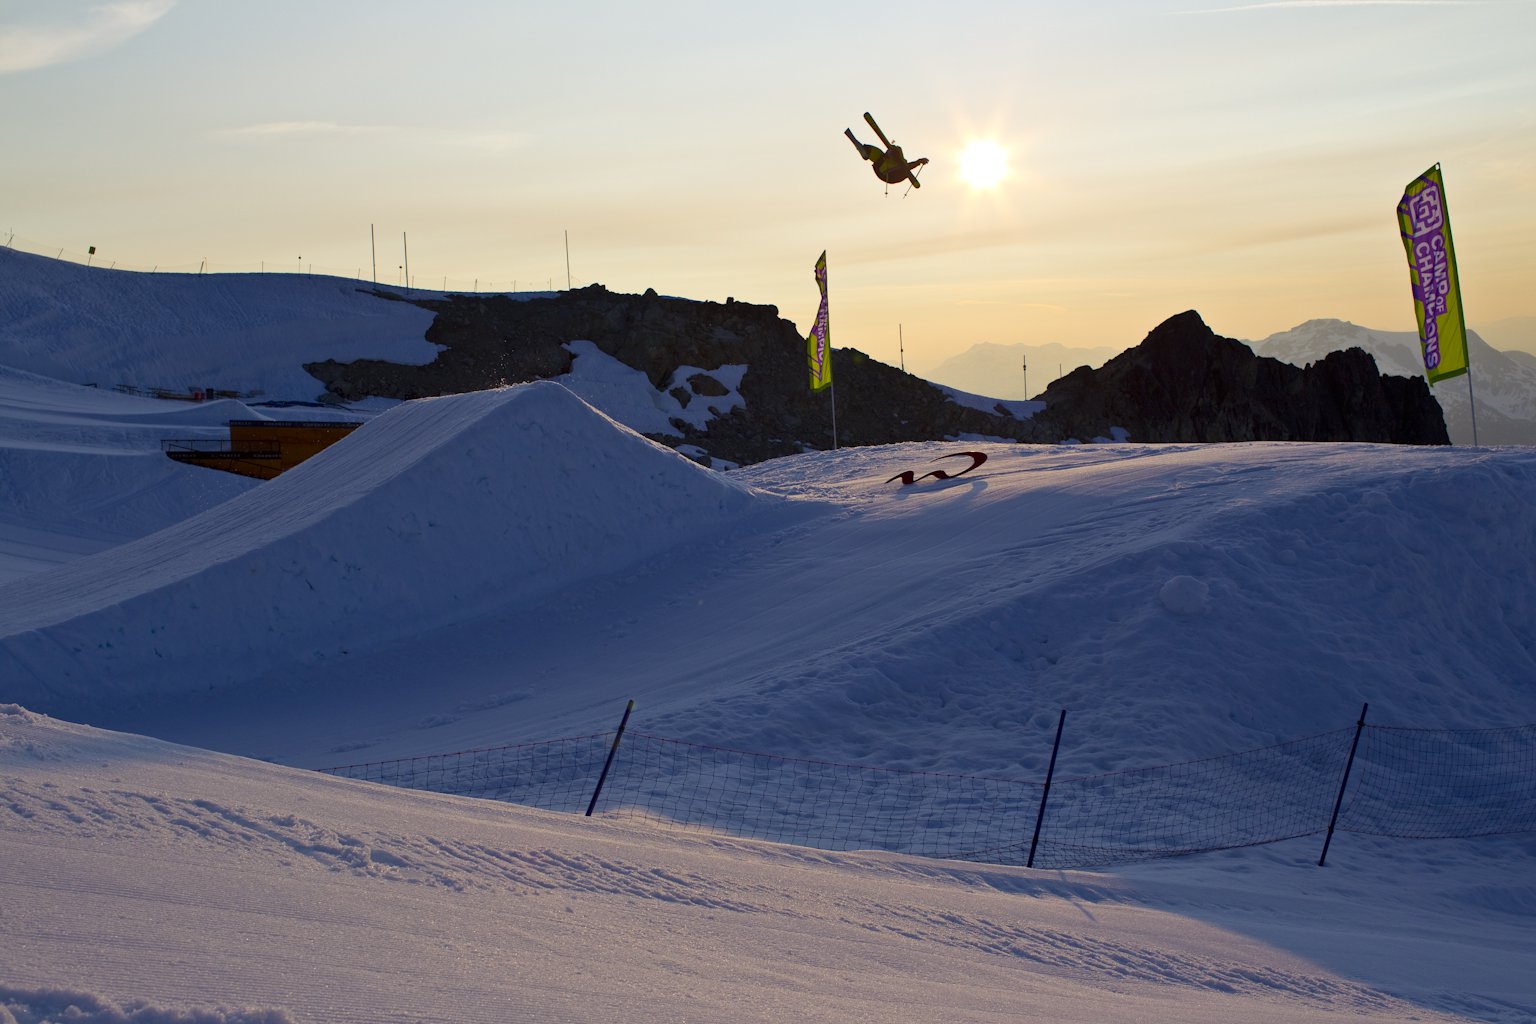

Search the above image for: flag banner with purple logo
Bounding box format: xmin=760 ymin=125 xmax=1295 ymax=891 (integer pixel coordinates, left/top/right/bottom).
xmin=807 ymin=251 xmax=832 ymax=392
xmin=1397 ymin=165 xmax=1469 ymax=384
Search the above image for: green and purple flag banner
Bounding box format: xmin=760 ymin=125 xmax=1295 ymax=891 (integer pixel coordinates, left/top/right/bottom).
xmin=807 ymin=251 xmax=832 ymax=392
xmin=1397 ymin=165 xmax=1469 ymax=384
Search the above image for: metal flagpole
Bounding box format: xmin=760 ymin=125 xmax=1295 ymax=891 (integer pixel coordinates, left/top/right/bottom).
xmin=1466 ymin=371 xmax=1480 ymax=445
xmin=830 ymin=379 xmax=838 ymax=450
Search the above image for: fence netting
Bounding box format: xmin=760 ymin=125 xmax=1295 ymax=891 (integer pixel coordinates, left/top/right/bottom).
xmin=603 ymin=733 xmax=1045 ymax=861
xmin=318 ymin=719 xmax=1536 ymax=869
xmin=1029 ymin=729 xmax=1355 ymax=869
xmin=1341 ymin=724 xmax=1536 ymax=839
xmin=323 ymin=733 xmax=614 ymax=811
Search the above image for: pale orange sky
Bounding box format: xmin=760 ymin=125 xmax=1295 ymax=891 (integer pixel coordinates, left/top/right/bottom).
xmin=3 ymin=0 xmax=1533 ymax=374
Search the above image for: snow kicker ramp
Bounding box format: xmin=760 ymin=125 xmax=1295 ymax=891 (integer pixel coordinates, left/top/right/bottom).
xmin=0 ymin=382 xmax=774 ymax=710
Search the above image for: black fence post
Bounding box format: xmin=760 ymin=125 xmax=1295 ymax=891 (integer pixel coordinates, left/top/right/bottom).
xmin=1318 ymin=702 xmax=1369 ymax=866
xmin=1027 ymin=709 xmax=1067 ymax=869
xmin=585 ymin=699 xmax=635 ymax=817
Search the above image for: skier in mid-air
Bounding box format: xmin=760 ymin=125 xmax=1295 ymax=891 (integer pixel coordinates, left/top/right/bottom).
xmin=846 ymin=112 xmax=928 ymax=191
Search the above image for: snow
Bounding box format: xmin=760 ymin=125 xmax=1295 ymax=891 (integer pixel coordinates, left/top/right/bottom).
xmin=0 ymin=246 xmax=444 ymax=401
xmin=1 ymin=258 xmax=1534 ymax=1022
xmin=933 ymin=381 xmax=1042 ymax=420
xmin=555 ymin=339 xmax=747 ymax=437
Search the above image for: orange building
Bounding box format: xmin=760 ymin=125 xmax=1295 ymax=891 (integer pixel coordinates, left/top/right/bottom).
xmin=164 ymin=420 xmax=362 ymax=480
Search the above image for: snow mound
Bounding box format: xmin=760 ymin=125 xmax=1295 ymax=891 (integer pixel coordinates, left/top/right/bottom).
xmin=0 ymin=246 xmax=442 ymax=401
xmin=1158 ymin=575 xmax=1209 ymax=615
xmin=0 ymin=983 xmax=294 ymax=1024
xmin=0 ymin=382 xmax=774 ymax=709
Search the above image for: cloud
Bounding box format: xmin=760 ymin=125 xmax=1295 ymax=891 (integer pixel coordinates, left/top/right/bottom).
xmin=216 ymin=121 xmax=397 ymax=139
xmin=0 ymin=0 xmax=176 ymax=74
xmin=442 ymin=130 xmax=532 ymax=152
xmin=214 ymin=122 xmax=530 ymax=151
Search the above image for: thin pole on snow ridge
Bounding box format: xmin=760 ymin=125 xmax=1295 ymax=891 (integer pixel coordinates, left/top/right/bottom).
xmin=1319 ymin=702 xmax=1369 ymax=867
xmin=586 ymin=700 xmax=636 ymax=817
xmin=830 ymin=379 xmax=839 ymax=451
xmin=1027 ymin=709 xmax=1067 ymax=869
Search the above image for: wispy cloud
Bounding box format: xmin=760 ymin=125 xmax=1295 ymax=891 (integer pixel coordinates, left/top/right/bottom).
xmin=0 ymin=0 xmax=176 ymax=74
xmin=216 ymin=121 xmax=396 ymax=139
xmin=215 ymin=122 xmax=530 ymax=150
xmin=1180 ymin=0 xmax=1482 ymax=12
xmin=443 ymin=130 xmax=532 ymax=152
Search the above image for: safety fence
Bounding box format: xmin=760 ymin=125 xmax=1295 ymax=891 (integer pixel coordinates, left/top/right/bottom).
xmin=2 ymin=231 xmax=586 ymax=296
xmin=318 ymin=706 xmax=1536 ymax=869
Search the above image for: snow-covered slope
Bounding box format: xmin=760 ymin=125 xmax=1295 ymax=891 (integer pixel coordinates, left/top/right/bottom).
xmin=4 ymin=704 xmax=1529 ymax=1024
xmin=0 ymin=245 xmax=447 ymax=401
xmin=0 ymin=364 xmax=263 ymax=582
xmin=1253 ymin=319 xmax=1536 ymax=445
xmin=2 ymin=265 xmax=1534 ymax=1023
xmin=0 ymin=381 xmax=777 ymax=711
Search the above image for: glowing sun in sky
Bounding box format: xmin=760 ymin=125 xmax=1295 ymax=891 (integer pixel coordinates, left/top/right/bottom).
xmin=958 ymin=139 xmax=1008 ymax=189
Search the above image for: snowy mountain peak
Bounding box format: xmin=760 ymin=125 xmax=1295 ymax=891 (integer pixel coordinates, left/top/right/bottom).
xmin=1255 ymin=320 xmax=1536 ymax=444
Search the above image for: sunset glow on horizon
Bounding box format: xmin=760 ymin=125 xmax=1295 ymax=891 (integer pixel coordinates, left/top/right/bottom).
xmin=2 ymin=1 xmax=1533 ymax=369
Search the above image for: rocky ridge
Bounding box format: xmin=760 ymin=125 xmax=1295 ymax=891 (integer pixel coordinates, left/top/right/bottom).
xmin=304 ymin=287 xmax=1448 ymax=465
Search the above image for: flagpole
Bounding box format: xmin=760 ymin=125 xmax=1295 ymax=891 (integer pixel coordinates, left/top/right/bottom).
xmin=1405 ymin=162 xmax=1478 ymax=446
xmin=1466 ymin=368 xmax=1480 ymax=446
xmin=807 ymin=249 xmax=836 ymax=450
xmin=1444 ymin=163 xmax=1478 ymax=445
xmin=830 ymin=379 xmax=839 ymax=451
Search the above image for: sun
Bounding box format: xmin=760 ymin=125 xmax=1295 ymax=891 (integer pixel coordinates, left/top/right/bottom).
xmin=958 ymin=139 xmax=1008 ymax=189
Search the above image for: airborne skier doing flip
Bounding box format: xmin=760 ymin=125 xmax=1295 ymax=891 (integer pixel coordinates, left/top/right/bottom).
xmin=846 ymin=111 xmax=928 ymax=192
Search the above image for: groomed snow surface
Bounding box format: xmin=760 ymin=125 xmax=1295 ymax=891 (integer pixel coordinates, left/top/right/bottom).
xmin=2 ymin=253 xmax=1535 ymax=1023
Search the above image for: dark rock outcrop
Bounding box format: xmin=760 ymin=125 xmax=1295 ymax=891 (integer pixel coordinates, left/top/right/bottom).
xmin=306 ymin=285 xmax=1046 ymax=466
xmin=1030 ymin=311 xmax=1449 ymax=445
xmin=305 ymin=292 xmax=1448 ymax=466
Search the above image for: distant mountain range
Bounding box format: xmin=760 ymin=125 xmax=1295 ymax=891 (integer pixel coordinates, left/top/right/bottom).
xmin=1251 ymin=320 xmax=1536 ymax=446
xmin=930 ymin=322 xmax=1536 ymax=446
xmin=923 ymin=341 xmax=1122 ymax=400
xmin=1477 ymin=316 xmax=1536 ymax=359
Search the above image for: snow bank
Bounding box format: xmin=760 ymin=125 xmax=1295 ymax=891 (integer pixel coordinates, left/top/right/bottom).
xmin=0 ymin=382 xmax=776 ymax=709
xmin=554 ymin=339 xmax=747 ymax=437
xmin=0 ymin=984 xmax=293 ymax=1024
xmin=0 ymin=365 xmax=262 ymax=583
xmin=698 ymin=442 xmax=1536 ymax=775
xmin=0 ymin=247 xmax=443 ymax=401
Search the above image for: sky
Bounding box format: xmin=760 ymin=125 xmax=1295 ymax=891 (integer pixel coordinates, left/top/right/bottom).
xmin=1 ymin=258 xmax=1535 ymax=1017
xmin=3 ymin=1 xmax=1536 ymax=371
